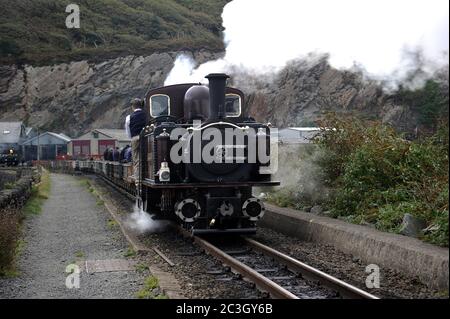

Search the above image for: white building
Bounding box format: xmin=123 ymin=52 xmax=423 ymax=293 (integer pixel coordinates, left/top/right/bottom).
xmin=273 ymin=127 xmax=321 ymax=144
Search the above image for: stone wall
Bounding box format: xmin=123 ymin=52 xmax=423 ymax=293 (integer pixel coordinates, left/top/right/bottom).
xmin=0 ymin=167 xmax=40 ymax=210
xmin=0 ymin=170 xmax=17 ymax=191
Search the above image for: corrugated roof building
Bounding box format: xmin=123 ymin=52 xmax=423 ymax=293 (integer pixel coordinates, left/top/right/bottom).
xmin=21 ymin=132 xmax=71 ymax=161
xmin=68 ymin=129 xmax=131 ymax=159
xmin=0 ymin=121 xmax=27 ymax=154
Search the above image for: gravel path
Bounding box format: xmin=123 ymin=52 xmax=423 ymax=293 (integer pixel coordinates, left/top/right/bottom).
xmin=0 ymin=173 xmax=146 ymax=299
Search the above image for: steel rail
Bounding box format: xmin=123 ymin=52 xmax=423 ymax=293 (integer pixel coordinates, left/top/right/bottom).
xmin=244 ymin=238 xmax=379 ymax=299
xmin=176 ymin=227 xmax=298 ymax=299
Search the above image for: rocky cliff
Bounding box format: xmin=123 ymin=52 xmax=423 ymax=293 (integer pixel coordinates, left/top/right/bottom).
xmin=243 ymin=57 xmax=431 ymax=132
xmin=0 ymin=50 xmax=221 ymax=137
xmin=0 ymin=52 xmax=446 ymax=137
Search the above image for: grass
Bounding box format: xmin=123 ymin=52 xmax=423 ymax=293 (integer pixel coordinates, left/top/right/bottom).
xmin=80 ymin=178 xmax=106 ymax=207
xmin=79 ymin=179 xmax=96 ymax=194
xmin=0 ymin=0 xmax=229 ymax=65
xmin=124 ymin=247 xmax=136 ymax=258
xmin=0 ymin=238 xmax=26 ymax=278
xmin=107 ymin=219 xmax=118 ymax=229
xmin=15 ymin=239 xmax=26 ymax=257
xmin=135 ymin=275 xmax=167 ymax=299
xmin=3 ymin=182 xmax=15 ymax=189
xmin=75 ymin=251 xmax=84 ymax=258
xmin=134 ymin=262 xmax=149 ymax=273
xmin=22 ymin=170 xmax=51 ymax=216
xmin=79 ymin=179 xmax=91 ymax=188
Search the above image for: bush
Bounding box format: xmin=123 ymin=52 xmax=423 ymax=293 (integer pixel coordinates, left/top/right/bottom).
xmin=0 ymin=209 xmax=20 ymax=275
xmin=395 ymin=80 xmax=449 ymax=130
xmin=314 ymin=114 xmax=449 ymax=246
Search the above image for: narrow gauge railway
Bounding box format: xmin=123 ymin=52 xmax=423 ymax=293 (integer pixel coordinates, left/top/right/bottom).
xmin=177 ymin=229 xmax=379 ymax=299
xmin=43 ymin=161 xmax=378 ymax=299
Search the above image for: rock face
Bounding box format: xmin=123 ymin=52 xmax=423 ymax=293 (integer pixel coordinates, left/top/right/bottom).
xmin=0 ymin=50 xmax=220 ymax=138
xmin=244 ymin=57 xmax=419 ymax=131
xmin=0 ymin=52 xmax=440 ymax=137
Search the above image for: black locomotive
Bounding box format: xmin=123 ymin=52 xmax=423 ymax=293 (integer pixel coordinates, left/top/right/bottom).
xmin=61 ymin=73 xmax=279 ymax=234
xmin=137 ymin=73 xmax=279 ymax=234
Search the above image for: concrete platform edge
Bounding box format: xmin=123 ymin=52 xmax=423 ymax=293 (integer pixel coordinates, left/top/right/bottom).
xmin=260 ymin=203 xmax=449 ymax=291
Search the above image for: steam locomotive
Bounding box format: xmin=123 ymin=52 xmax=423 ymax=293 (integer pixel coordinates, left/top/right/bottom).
xmin=76 ymin=74 xmax=279 ymax=235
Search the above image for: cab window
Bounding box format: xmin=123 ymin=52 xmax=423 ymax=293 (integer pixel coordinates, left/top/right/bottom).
xmin=225 ymin=94 xmax=241 ymax=117
xmin=150 ymin=94 xmax=170 ymax=117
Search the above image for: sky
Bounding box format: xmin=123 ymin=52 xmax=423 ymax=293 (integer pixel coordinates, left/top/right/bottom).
xmin=165 ymin=0 xmax=449 ymax=89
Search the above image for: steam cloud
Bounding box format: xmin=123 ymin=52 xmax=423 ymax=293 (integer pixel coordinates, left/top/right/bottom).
xmin=165 ymin=0 xmax=449 ymax=89
xmin=126 ymin=203 xmax=169 ymax=234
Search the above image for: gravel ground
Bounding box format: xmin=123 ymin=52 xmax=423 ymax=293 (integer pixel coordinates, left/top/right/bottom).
xmin=253 ymin=227 xmax=445 ymax=299
xmin=90 ymin=176 xmax=263 ymax=299
xmin=0 ymin=173 xmax=147 ymax=299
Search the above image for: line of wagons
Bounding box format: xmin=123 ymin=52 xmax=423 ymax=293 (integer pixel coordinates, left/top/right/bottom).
xmin=44 ymin=160 xmax=137 ymax=195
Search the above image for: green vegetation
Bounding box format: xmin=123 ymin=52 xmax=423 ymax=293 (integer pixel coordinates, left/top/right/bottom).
xmin=79 ymin=179 xmax=90 ymax=188
xmin=313 ymin=113 xmax=448 ymax=246
xmin=124 ymin=247 xmax=137 ymax=257
xmin=0 ymin=210 xmax=21 ymax=276
xmin=134 ymin=262 xmax=149 ymax=273
xmin=107 ymin=219 xmax=118 ymax=229
xmin=395 ymin=80 xmax=449 ymax=130
xmin=1 ymin=170 xmax=49 ymax=276
xmin=3 ymin=182 xmax=16 ymax=190
xmin=267 ymin=82 xmax=449 ymax=247
xmin=75 ymin=251 xmax=84 ymax=258
xmin=0 ymin=0 xmax=229 ymax=65
xmin=135 ymin=275 xmax=167 ymax=299
xmin=23 ymin=170 xmax=51 ymax=216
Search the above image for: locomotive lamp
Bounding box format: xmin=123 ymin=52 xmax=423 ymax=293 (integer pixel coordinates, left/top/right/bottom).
xmin=159 ymin=161 xmax=170 ymax=182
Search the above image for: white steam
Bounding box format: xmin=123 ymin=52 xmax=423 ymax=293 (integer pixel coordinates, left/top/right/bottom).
xmin=165 ymin=0 xmax=449 ymax=89
xmin=126 ymin=204 xmax=168 ymax=234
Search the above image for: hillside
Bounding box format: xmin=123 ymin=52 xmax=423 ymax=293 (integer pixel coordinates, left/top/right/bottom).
xmin=0 ymin=0 xmax=229 ymax=65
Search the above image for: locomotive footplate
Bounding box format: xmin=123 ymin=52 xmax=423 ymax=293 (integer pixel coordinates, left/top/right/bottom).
xmin=142 ymin=179 xmax=280 ymax=188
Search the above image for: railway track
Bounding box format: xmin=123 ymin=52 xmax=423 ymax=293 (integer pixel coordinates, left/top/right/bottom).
xmin=89 ymin=173 xmax=379 ymax=300
xmin=177 ymin=227 xmax=379 ymax=299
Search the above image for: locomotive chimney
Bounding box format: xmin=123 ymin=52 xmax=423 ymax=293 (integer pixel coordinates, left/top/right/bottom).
xmin=205 ymin=73 xmax=229 ymax=121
